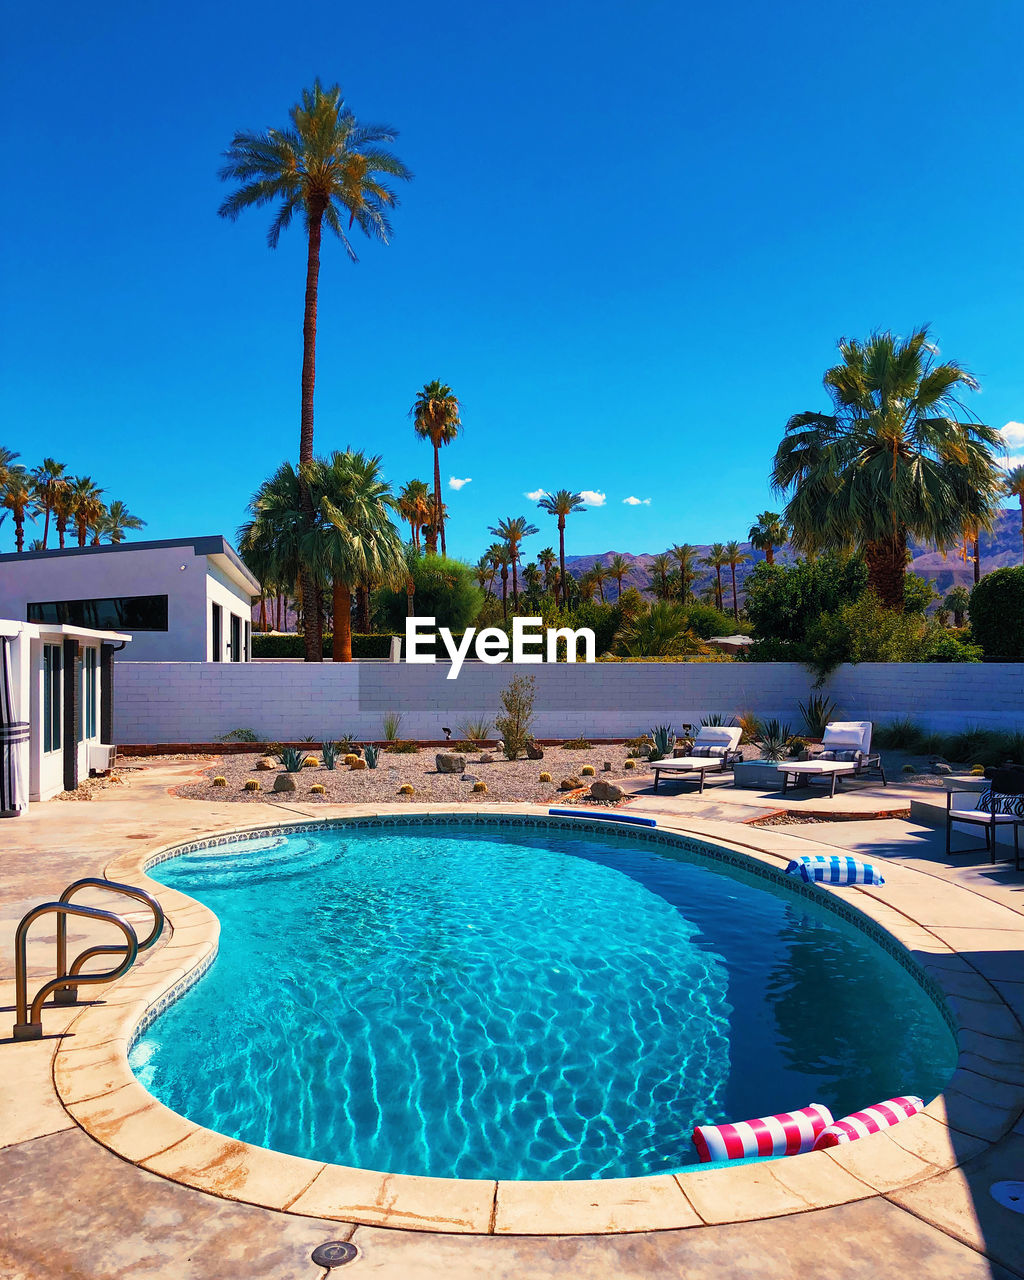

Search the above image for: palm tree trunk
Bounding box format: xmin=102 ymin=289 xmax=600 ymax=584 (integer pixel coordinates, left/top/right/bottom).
xmin=42 ymin=505 xmax=50 ymax=548
xmin=432 ymin=443 xmax=444 ymax=557
xmin=258 ymin=594 xmax=267 ymax=632
xmin=730 ymin=565 xmax=739 ymax=620
xmin=57 ymin=519 xmax=66 ymax=549
xmin=501 ymin=569 xmax=508 ymax=620
xmin=406 ymin=577 xmax=415 ymax=617
xmin=297 ymin=204 xmax=324 ymax=661
xmin=558 ymin=517 xmax=567 ymax=604
xmin=1020 ymin=496 xmax=1024 ymax=566
xmin=766 ymin=544 xmax=774 ymax=565
xmin=715 ymin=568 xmax=722 ymax=611
xmin=14 ymin=514 xmax=24 ymax=553
xmin=865 ymin=534 xmax=907 ymax=609
xmin=332 ymin=580 xmax=353 ymax=661
xmin=511 ymin=552 xmax=519 ymax=608
xmin=973 ymin=536 xmax=981 ymax=584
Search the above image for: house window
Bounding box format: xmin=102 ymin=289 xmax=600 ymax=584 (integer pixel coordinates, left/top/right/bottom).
xmin=82 ymin=648 xmax=98 ymax=740
xmin=230 ymin=614 xmax=242 ymax=663
xmin=43 ymin=644 xmax=61 ymax=752
xmin=211 ymin=603 xmax=223 ymax=661
xmin=28 ymin=594 xmax=169 ymax=631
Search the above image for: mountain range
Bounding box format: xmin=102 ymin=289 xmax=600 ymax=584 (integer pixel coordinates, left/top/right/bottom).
xmin=562 ymin=508 xmax=1024 ymax=606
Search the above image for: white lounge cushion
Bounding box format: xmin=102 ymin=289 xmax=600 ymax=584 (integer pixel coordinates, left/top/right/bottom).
xmin=821 ymin=721 xmax=872 ymax=754
xmin=652 ymin=756 xmax=726 ymax=772
xmin=785 ymin=760 xmax=857 ymax=775
xmin=694 ymin=726 xmax=743 ymax=750
xmin=949 ymin=809 xmax=1022 ymax=823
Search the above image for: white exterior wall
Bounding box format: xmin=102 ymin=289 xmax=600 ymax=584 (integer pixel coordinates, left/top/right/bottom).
xmin=206 ymin=564 xmax=251 ymax=663
xmin=0 ymin=544 xmax=253 ymax=661
xmin=113 ymin=660 xmax=1024 ymax=744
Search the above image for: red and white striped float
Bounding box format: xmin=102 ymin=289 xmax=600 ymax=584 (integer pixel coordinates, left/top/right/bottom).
xmin=692 ymin=1103 xmax=834 ymax=1163
xmin=812 ymin=1096 xmax=924 ymax=1148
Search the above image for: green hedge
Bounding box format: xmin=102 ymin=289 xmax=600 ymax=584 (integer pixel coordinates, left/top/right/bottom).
xmin=252 ymin=633 xmax=395 ymax=659
xmin=969 ymin=568 xmax=1024 ymax=659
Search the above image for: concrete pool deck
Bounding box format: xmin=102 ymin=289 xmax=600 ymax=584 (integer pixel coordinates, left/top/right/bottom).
xmin=2 ymin=759 xmax=1023 ymax=1279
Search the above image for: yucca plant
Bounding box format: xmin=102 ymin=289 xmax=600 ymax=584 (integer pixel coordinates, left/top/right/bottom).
xmin=798 ymin=694 xmax=838 ymax=739
xmin=363 ymin=744 xmax=380 ymax=768
xmin=322 ymin=741 xmax=339 ymax=770
xmin=381 ymin=710 xmax=404 ymax=741
xmin=278 ymin=747 xmax=305 ymax=772
xmin=648 ymin=724 xmax=676 ymax=764
xmin=757 ymin=719 xmax=794 ymax=763
xmin=458 ymin=715 xmax=493 ymax=744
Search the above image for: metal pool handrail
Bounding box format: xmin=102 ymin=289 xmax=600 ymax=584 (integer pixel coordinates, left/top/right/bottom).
xmin=53 ymin=878 xmax=164 ymax=1005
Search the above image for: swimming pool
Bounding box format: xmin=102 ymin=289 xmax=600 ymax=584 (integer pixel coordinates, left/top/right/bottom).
xmin=130 ymin=818 xmax=956 ymax=1181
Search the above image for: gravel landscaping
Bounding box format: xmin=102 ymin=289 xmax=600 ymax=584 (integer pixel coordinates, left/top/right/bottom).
xmin=174 ymin=745 xmax=653 ymax=806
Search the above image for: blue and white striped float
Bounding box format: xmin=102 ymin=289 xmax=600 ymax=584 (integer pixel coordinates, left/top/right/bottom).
xmin=784 ymin=854 xmax=884 ymax=886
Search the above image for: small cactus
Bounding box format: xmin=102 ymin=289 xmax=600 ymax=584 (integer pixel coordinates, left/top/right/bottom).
xmin=539 ymin=771 xmax=552 ymax=783
xmin=624 ymin=758 xmax=636 ymax=770
xmin=310 ymin=783 xmax=325 ymax=794
xmin=902 ymin=763 xmax=917 ymax=775
xmin=581 ymin=765 xmax=595 ymax=777
xmin=399 ymin=783 xmax=415 ymax=795
xmin=970 ymin=764 xmax=985 ymax=776
xmin=472 ymin=780 xmax=487 ymax=793
xmin=212 ymin=776 xmax=227 ymax=787
xmin=303 ymin=755 xmax=319 ymax=767
xmin=344 ymin=753 xmax=359 ymax=767
xmin=243 ymin=779 xmax=260 ymax=792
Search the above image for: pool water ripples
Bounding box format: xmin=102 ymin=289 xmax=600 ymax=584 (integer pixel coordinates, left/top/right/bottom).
xmin=130 ymin=823 xmax=955 ymax=1180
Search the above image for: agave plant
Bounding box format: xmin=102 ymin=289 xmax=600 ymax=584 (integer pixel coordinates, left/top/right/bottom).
xmin=700 ymin=713 xmax=727 ymax=727
xmin=648 ymin=724 xmax=676 ymax=764
xmin=363 ymin=743 xmax=380 ymax=769
xmin=321 ymin=741 xmax=339 ymax=770
xmin=798 ymin=694 xmax=838 ymax=739
xmin=278 ymin=746 xmax=305 ymax=772
xmin=757 ymin=719 xmax=794 ymax=763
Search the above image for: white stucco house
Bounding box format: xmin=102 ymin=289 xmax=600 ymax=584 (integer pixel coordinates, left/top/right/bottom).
xmin=0 ymin=536 xmax=260 ymax=663
xmin=1 ymin=618 xmax=131 ymax=808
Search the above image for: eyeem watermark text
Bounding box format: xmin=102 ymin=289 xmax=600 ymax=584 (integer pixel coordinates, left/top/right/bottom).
xmin=405 ymin=617 xmax=596 ymax=679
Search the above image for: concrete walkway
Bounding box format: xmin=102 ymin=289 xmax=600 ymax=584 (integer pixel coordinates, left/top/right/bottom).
xmin=2 ymin=761 xmax=1022 ymax=1279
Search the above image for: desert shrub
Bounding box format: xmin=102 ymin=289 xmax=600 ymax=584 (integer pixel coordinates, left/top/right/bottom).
xmin=458 ymin=715 xmax=493 ymax=743
xmin=381 ymin=711 xmax=404 ymax=741
xmin=494 ymin=674 xmax=536 ymax=760
xmin=737 ymin=712 xmax=762 ymax=745
xmin=969 ymin=568 xmax=1024 ymax=658
xmin=219 ymin=727 xmax=263 ymax=742
xmin=624 ymin=735 xmax=653 ymax=756
xmin=386 ymin=740 xmax=419 ymax=753
xmin=560 ymin=736 xmax=592 ymax=750
xmin=902 ymin=573 xmax=939 ymax=614
xmin=613 ymin=602 xmax=706 ymax=657
xmin=874 ymin=719 xmax=926 ymax=751
xmin=680 ymin=602 xmax=742 ymax=639
xmin=375 ymin=553 xmax=483 ymax=632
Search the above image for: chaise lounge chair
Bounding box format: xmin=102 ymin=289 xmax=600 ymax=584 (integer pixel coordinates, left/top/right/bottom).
xmin=650 ymin=726 xmax=743 ymax=794
xmin=780 ymin=721 xmax=886 ymax=799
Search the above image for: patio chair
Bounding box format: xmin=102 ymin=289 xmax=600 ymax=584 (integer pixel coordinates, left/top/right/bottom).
xmin=946 ymin=768 xmax=1024 ymax=870
xmin=781 ymin=722 xmax=886 ymax=799
xmin=650 ymin=726 xmax=743 ymax=794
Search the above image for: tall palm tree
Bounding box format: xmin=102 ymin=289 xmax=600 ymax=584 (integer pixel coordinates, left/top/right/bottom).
xmin=493 ymin=542 xmax=512 ymax=620
xmin=2 ymin=465 xmax=34 ymax=552
xmin=51 ymin=477 xmax=77 ymax=549
xmin=670 ymin=543 xmax=699 ymax=600
xmin=577 ymin=568 xmax=599 ymax=602
xmin=220 ymin=81 xmax=411 ymax=660
xmin=1005 ymin=465 xmax=1024 ymax=565
xmin=411 ymin=381 xmax=461 ymax=556
xmin=312 ymin=450 xmax=405 ymax=661
xmin=649 ymin=552 xmax=673 ymax=598
xmin=537 ymin=546 xmax=557 ymax=596
xmin=397 ymin=479 xmax=431 ymax=552
xmin=239 ymin=463 xmax=309 ymax=637
xmin=944 ymin=585 xmax=970 ymax=628
xmin=537 ymin=489 xmax=586 ymax=603
xmin=482 ymin=542 xmax=504 ymax=595
xmin=608 ymin=553 xmax=630 ymax=599
xmin=590 ymin=561 xmax=609 ymax=603
xmin=772 ymin=327 xmax=1003 ymax=609
xmin=100 ymin=500 xmax=145 ymax=544
xmin=522 ymin=561 xmax=542 ymax=598
xmin=723 ymin=539 xmax=750 ymax=620
xmin=703 ymin=543 xmax=728 ymax=611
xmin=30 ymin=458 xmax=66 ymax=549
xmin=474 ymin=555 xmax=493 ymax=594
xmin=748 ymin=511 xmax=788 ymax=565
xmin=488 ymin=516 xmax=539 ymax=608
xmin=68 ymin=477 xmax=104 ymax=547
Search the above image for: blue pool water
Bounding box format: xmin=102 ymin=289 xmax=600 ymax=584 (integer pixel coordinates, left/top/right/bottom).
xmin=130 ymin=822 xmax=956 ymax=1180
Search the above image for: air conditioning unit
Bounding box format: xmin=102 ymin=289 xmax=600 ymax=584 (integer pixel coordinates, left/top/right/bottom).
xmin=88 ymin=743 xmax=117 ymax=774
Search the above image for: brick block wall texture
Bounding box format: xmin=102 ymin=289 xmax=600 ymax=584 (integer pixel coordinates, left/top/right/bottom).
xmin=112 ymin=660 xmax=1024 ymax=743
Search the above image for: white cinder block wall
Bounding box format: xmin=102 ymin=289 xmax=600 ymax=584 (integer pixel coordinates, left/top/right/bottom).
xmin=113 ymin=661 xmax=1024 ymax=743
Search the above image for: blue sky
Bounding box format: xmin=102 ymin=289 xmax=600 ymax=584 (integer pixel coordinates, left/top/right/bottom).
xmin=3 ymin=0 xmax=1023 ymax=563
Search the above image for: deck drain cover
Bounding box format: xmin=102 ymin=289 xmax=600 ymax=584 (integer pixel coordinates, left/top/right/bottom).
xmin=311 ymin=1240 xmax=359 ymax=1267
xmin=990 ymin=1182 xmax=1024 ymax=1213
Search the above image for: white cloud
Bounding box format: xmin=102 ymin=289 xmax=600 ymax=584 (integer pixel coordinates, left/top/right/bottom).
xmin=525 ymin=488 xmax=547 ymax=501
xmin=579 ymin=489 xmax=607 ymax=507
xmin=448 ymin=476 xmax=471 ymax=491
xmin=1000 ymin=422 xmax=1024 ymax=459
xmin=622 ymin=495 xmax=651 ymax=506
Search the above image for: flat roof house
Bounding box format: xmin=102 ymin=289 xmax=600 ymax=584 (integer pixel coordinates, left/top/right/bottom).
xmin=1 ymin=618 xmax=131 ymax=808
xmin=0 ymin=536 xmax=260 ymax=663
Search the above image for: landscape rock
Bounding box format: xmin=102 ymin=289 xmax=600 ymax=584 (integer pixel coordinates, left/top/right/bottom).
xmin=272 ymin=774 xmax=297 ymax=792
xmin=436 ymin=753 xmax=468 ymax=774
xmin=602 ymin=761 xmax=612 ymax=771
xmin=255 ymin=757 xmax=277 ymax=771
xmin=590 ymin=780 xmax=625 ymax=802
xmin=477 ymin=753 xmax=494 ymax=764
xmin=461 ymin=774 xmax=479 ymax=784
xmin=559 ymin=776 xmax=583 ymax=792
xmin=933 ymin=762 xmax=952 ymax=775
xmin=526 ymin=742 xmax=544 ymax=760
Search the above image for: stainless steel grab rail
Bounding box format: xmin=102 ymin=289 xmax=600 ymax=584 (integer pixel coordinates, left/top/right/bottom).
xmin=14 ymin=904 xmax=138 ymax=1041
xmin=53 ymin=878 xmax=164 ymax=1005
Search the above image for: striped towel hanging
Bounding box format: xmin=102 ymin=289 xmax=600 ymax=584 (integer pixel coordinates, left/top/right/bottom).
xmin=1 ymin=636 xmax=29 ymax=817
xmin=784 ymin=855 xmax=884 ymax=885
